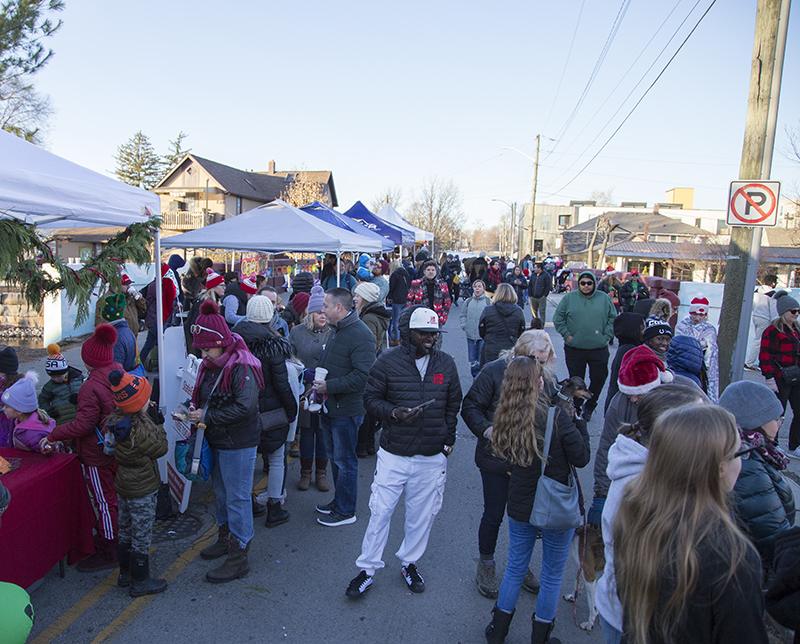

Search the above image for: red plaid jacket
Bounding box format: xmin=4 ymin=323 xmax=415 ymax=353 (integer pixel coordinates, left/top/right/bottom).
xmin=759 ymin=323 xmax=800 ymax=379
xmin=406 ymin=277 xmax=451 ymax=325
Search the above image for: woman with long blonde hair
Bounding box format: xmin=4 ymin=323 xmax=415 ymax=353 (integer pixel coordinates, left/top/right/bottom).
xmin=484 ymin=356 xmax=590 ymax=644
xmin=613 ymin=404 xmax=767 ymax=644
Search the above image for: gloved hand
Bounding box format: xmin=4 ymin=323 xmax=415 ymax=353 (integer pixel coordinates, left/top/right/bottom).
xmin=109 ymin=417 xmax=132 ymax=443
xmin=587 ymin=496 xmax=606 ymax=528
xmin=392 ymin=407 xmax=422 ymax=424
xmin=766 ymin=378 xmax=779 ymax=393
xmin=302 ymin=369 xmax=315 ymax=385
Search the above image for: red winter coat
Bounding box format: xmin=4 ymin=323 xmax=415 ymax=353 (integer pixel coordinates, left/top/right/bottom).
xmin=406 ymin=277 xmax=451 ymax=325
xmin=49 ymin=362 xmax=123 ymax=467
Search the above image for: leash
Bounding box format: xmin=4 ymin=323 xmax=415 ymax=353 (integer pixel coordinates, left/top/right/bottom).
xmin=572 ymin=467 xmax=589 ymax=628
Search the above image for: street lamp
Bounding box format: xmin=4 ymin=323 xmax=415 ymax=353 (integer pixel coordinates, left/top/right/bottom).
xmin=491 ymin=199 xmax=517 ymax=259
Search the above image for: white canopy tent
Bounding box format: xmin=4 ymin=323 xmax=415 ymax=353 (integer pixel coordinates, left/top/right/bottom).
xmin=162 ymin=199 xmax=383 ymax=254
xmin=0 ymin=130 xmax=159 ymax=228
xmin=376 ymin=203 xmax=434 ymax=244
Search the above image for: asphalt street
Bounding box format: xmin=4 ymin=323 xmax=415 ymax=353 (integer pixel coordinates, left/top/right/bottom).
xmin=20 ymin=294 xmax=800 ymax=644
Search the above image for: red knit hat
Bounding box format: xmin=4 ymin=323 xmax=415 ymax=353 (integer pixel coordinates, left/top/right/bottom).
xmin=192 ymin=300 xmax=233 ymax=348
xmin=618 ymin=345 xmax=673 ymax=396
xmin=689 ymin=294 xmax=709 ymax=315
xmin=292 ymin=291 xmax=310 ymax=315
xmin=109 ymin=368 xmax=152 ymax=413
xmin=240 ymin=276 xmax=257 ymax=294
xmin=82 ymin=324 xmax=118 ymax=368
xmin=205 ymin=267 xmax=224 ymax=290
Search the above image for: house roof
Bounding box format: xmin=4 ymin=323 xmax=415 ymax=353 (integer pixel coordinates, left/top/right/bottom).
xmin=47 ymin=227 xmax=127 ymax=243
xmin=258 ymin=169 xmax=338 ymax=207
xmin=567 ymin=211 xmax=709 ymax=238
xmin=764 ymin=227 xmax=800 ymax=247
xmin=154 ymin=155 xmax=338 ymax=207
xmin=602 ymin=240 xmax=800 ymax=265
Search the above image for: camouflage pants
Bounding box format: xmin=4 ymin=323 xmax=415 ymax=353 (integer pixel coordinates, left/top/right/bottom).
xmin=118 ymin=491 xmax=157 ymax=555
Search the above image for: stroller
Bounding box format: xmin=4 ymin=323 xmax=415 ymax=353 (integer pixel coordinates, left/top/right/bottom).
xmin=553 ymin=268 xmax=572 ymax=293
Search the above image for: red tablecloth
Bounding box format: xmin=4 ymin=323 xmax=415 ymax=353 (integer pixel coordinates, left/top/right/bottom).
xmin=0 ymin=447 xmax=95 ymax=588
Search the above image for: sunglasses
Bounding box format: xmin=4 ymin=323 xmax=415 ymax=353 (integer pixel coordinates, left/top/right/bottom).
xmin=190 ymin=324 xmax=224 ymax=338
xmin=789 ymin=309 xmax=800 ymax=315
xmin=579 ymin=281 xmax=594 ymax=286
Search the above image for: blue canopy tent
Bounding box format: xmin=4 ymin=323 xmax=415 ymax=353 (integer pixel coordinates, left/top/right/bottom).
xmin=342 ymin=201 xmax=415 ymax=247
xmin=301 ymin=201 xmax=394 ymax=252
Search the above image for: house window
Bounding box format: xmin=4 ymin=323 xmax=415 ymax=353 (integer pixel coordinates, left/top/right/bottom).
xmin=539 ymin=215 xmax=551 ymax=230
xmin=670 ymin=235 xmax=677 ymax=243
xmin=695 ymin=218 xmax=702 ymax=228
xmin=558 ymin=214 xmax=571 ymax=228
xmin=236 ymin=197 xmax=243 ymax=215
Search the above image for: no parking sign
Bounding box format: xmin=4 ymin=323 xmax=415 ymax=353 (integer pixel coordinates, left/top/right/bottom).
xmin=727 ymin=180 xmax=780 ymax=226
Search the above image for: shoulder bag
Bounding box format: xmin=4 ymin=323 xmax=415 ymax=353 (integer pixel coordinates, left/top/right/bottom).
xmin=529 ymin=407 xmax=582 ymax=531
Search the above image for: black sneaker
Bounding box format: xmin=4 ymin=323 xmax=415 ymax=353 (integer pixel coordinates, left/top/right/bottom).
xmin=315 ymin=500 xmax=337 ymax=515
xmin=402 ymin=564 xmax=425 ymax=593
xmin=317 ymin=511 xmax=356 ymax=527
xmin=346 ymin=571 xmax=373 ymax=598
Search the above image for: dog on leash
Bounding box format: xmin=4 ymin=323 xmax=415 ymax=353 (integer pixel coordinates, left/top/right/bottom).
xmin=563 ymin=523 xmax=606 ymax=631
xmin=553 ymin=376 xmax=592 ymax=418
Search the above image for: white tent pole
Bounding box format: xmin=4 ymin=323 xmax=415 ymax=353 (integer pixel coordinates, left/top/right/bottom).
xmin=154 ymin=228 xmax=166 ymax=416
xmin=336 ymin=251 xmax=340 ymax=287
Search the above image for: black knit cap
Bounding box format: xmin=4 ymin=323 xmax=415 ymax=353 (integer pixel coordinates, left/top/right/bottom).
xmin=0 ymin=346 xmax=19 ymax=374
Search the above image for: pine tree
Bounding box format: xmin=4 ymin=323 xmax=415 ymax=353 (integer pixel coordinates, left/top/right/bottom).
xmin=114 ymin=131 xmax=164 ymax=189
xmin=163 ymin=131 xmax=190 ymax=171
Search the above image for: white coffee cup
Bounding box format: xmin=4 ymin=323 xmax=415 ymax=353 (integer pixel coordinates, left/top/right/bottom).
xmin=314 ymin=367 xmax=328 ymax=381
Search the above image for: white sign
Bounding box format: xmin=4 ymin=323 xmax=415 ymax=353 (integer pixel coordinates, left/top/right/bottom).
xmin=727 ymin=180 xmax=781 ymax=227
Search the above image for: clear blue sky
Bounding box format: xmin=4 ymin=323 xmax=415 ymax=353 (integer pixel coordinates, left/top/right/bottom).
xmin=34 ymin=0 xmax=800 ymax=227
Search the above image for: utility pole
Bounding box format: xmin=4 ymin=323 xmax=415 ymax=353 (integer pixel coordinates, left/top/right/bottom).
xmin=511 ymin=202 xmax=517 ymax=260
xmin=529 ymin=134 xmax=541 ymax=257
xmin=718 ymin=0 xmax=790 ymax=391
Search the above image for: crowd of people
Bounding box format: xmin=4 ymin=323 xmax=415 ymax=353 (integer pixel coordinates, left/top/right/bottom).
xmin=2 ymin=248 xmax=800 ymax=644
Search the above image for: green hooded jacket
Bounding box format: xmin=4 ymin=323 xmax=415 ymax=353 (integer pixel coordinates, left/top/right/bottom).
xmin=553 ymin=270 xmax=617 ymax=349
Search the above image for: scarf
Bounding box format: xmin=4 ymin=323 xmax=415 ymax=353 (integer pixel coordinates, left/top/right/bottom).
xmin=192 ymin=333 xmax=264 ymax=408
xmin=742 ymin=428 xmax=789 ymax=471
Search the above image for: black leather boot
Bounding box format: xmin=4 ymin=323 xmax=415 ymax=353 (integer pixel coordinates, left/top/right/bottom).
xmin=129 ymin=551 xmax=167 ymax=597
xmin=485 ymin=604 xmax=514 ymax=643
xmin=531 ymin=614 xmax=561 ymax=644
xmin=117 ymin=541 xmax=132 ymax=587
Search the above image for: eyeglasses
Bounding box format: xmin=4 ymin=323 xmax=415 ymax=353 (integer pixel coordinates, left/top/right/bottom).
xmin=190 ymin=324 xmax=224 ymax=338
xmin=579 ymin=281 xmax=594 ymax=286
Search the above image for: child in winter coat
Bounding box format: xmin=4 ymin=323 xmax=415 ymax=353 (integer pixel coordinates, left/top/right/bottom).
xmin=0 ymin=346 xmax=22 ymax=447
xmin=2 ymin=372 xmax=55 ymax=452
xmin=38 ymin=344 xmax=84 ymax=425
xmin=105 ymin=369 xmax=168 ymax=597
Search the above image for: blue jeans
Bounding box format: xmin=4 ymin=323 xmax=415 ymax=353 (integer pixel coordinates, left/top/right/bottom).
xmin=599 ymin=614 xmax=623 ymax=644
xmin=389 ymin=303 xmax=404 ymax=342
xmin=321 ymin=414 xmax=362 ymax=515
xmin=211 ymin=447 xmax=257 ymax=547
xmin=299 ymin=413 xmax=327 ymax=460
xmin=139 ymin=327 xmax=158 ymax=365
xmin=497 ymin=517 xmax=575 ymax=622
xmin=467 ymin=338 xmax=484 ymax=377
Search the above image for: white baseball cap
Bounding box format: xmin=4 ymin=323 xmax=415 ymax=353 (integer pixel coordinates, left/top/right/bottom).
xmin=409 ymin=307 xmax=441 ymax=333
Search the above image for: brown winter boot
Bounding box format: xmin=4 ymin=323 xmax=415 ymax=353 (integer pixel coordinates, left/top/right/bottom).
xmin=297 ymin=458 xmax=313 ymax=491
xmin=206 ymin=537 xmax=250 ymax=584
xmin=315 ymin=459 xmax=330 ymax=492
xmin=200 ymin=523 xmax=230 ymax=561
xmin=77 ymin=536 xmax=118 ymax=573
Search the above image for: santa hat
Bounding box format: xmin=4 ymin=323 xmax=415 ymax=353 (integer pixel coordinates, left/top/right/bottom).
xmin=605 ymin=266 xmax=616 ymax=276
xmin=618 ymin=345 xmax=674 ymax=396
xmin=689 ymin=294 xmax=709 ymax=315
xmin=45 ymin=344 xmax=68 ymax=374
xmin=205 ymin=267 xmax=224 ymax=290
xmin=240 ymin=276 xmax=258 ymax=295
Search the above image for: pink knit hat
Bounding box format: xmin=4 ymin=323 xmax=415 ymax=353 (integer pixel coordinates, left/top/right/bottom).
xmin=191 ymin=300 xmax=233 ymax=348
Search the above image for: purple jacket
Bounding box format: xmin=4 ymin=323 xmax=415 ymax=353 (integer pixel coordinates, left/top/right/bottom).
xmin=13 ymin=415 xmax=56 ymax=452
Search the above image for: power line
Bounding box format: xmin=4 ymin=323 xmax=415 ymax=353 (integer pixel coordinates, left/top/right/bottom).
xmin=543 ymin=0 xmax=719 ymax=198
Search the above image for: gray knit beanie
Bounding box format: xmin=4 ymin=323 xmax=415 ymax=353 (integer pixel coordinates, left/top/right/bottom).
xmin=719 ymin=380 xmax=784 ymax=430
xmin=775 ymin=291 xmax=800 ymax=317
xmin=307 ymin=285 xmax=325 ymax=314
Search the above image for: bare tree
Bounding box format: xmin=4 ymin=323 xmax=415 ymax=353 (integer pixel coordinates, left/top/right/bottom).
xmin=368 ymin=186 xmax=404 ymax=214
xmin=407 ymin=176 xmax=466 ymax=254
xmin=280 ymin=171 xmax=329 ymax=207
xmin=0 ymin=73 xmax=52 ymax=144
xmin=590 ymin=188 xmax=615 ymax=206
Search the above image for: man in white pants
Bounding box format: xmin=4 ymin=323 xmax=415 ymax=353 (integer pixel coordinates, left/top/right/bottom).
xmin=346 ymin=306 xmax=462 ymax=598
xmin=746 ymin=275 xmax=779 ymax=370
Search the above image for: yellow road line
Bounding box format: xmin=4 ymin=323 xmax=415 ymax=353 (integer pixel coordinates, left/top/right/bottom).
xmin=90 ymin=527 xmax=217 ymax=643
xmin=29 ymin=571 xmax=118 ymax=644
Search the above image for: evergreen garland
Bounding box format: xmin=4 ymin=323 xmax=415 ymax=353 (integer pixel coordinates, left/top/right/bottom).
xmin=0 ymin=215 xmax=161 ymax=325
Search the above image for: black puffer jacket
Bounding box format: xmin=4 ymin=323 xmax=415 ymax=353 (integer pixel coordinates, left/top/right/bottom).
xmin=364 ymin=305 xmax=462 ymax=457
xmin=478 ymin=301 xmax=525 ymax=367
xmin=224 ymin=282 xmax=248 ymax=317
xmin=196 ymin=364 xmax=260 ymax=450
xmin=235 ymin=320 xmax=298 ymax=453
xmin=461 ymin=358 xmax=510 ymax=475
xmin=605 ymin=312 xmax=645 ymax=412
xmin=733 ymin=446 xmax=796 ymax=569
xmin=389 ymin=266 xmax=410 ymax=305
xmin=506 ymin=404 xmax=590 ymax=523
